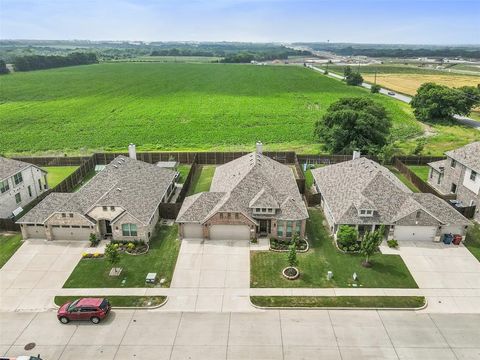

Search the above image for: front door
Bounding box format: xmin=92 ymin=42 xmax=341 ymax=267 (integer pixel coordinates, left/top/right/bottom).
xmin=105 ymin=220 xmax=112 ymax=235
xmin=259 ymin=220 xmax=271 ymax=235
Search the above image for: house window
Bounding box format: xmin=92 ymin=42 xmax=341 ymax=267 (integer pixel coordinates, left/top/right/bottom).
xmin=451 ymin=183 xmax=457 ymax=194
xmin=15 ymin=193 xmax=21 ymax=204
xmin=416 ymin=211 xmax=421 ymax=219
xmin=62 ymin=213 xmax=66 ymax=217
xmin=277 ymin=221 xmax=284 ymax=237
xmin=256 ymin=208 xmax=260 ymax=212
xmin=227 ymin=213 xmax=231 ymax=219
xmin=0 ymin=179 xmax=9 ymax=193
xmin=44 ymin=175 xmax=48 ymax=189
xmin=261 ymin=208 xmax=266 ymax=213
xmin=38 ymin=179 xmax=42 ymax=191
xmin=296 ymin=221 xmax=302 ymax=232
xmin=102 ymin=206 xmax=108 ymax=211
xmin=451 ymin=159 xmax=456 ymax=168
xmin=437 ymin=173 xmax=442 ymax=185
xmin=470 ymin=171 xmax=477 ymax=181
xmin=429 ymin=170 xmax=433 ymax=179
xmin=360 ymin=210 xmax=366 ymax=215
xmin=220 ymin=213 xmax=224 ymax=219
xmin=235 ymin=213 xmax=239 ymax=219
xmin=110 ymin=206 xmax=115 ymax=211
xmin=69 ymin=213 xmax=73 ymax=218
xmin=13 ymin=172 xmax=23 ymax=185
xmin=122 ymin=223 xmax=138 ymax=237
xmin=286 ymin=221 xmax=293 ymax=237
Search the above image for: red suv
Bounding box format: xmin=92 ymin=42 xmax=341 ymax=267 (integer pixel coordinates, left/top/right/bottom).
xmin=57 ymin=298 xmax=111 ymax=324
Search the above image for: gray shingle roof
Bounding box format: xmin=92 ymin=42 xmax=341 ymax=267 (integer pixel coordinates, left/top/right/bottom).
xmin=445 ymin=142 xmax=480 ymax=173
xmin=16 ymin=193 xmax=74 ymax=224
xmin=177 ymin=152 xmax=308 ymax=223
xmin=18 ymin=156 xmax=176 ymax=225
xmin=311 ymin=158 xmax=470 ymax=226
xmin=0 ymin=156 xmax=44 ymax=181
xmin=428 ymin=159 xmax=446 ymax=172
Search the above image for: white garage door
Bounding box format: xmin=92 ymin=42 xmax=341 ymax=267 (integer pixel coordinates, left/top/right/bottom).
xmin=51 ymin=226 xmax=91 ymax=241
xmin=394 ymin=226 xmax=437 ymax=242
xmin=441 ymin=225 xmax=464 ymax=236
xmin=24 ymin=225 xmax=47 ymax=239
xmin=183 ymin=223 xmax=204 ymax=239
xmin=210 ymin=225 xmax=250 ymax=240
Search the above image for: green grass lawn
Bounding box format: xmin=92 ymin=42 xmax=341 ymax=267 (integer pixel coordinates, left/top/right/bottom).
xmin=251 ymin=208 xmax=418 ymax=288
xmin=187 ymin=165 xmax=216 ymax=195
xmin=465 ymin=223 xmax=480 ymax=262
xmin=42 ymin=166 xmax=79 ymax=188
xmin=303 ymin=164 xmax=325 ymax=188
xmin=251 ymin=296 xmax=426 ymax=308
xmin=386 ymin=166 xmax=420 ymax=192
xmin=407 ymin=165 xmax=430 ymax=182
xmin=63 ymin=225 xmax=180 ymax=288
xmin=0 ymin=234 xmax=22 ymax=269
xmin=0 ymin=62 xmax=424 ymax=155
xmin=176 ymin=164 xmax=192 ymax=184
xmin=71 ymin=170 xmax=96 ymax=192
xmin=54 ymin=296 xmax=166 ymax=308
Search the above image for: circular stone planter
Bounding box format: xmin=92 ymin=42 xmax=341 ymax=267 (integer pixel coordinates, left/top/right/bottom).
xmin=282 ymin=267 xmax=300 ymax=280
xmin=125 ymin=244 xmax=149 ymax=256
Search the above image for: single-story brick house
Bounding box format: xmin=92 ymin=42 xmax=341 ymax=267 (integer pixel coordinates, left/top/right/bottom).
xmin=311 ymin=156 xmax=470 ymax=242
xmin=176 ymin=143 xmax=308 ymax=240
xmin=17 ymin=156 xmax=176 ymax=242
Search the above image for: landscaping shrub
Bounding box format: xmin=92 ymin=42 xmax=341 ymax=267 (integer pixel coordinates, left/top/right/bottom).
xmin=337 ymin=226 xmax=358 ymax=248
xmin=89 ymin=233 xmax=99 ymax=247
xmin=387 ymin=239 xmax=399 ymax=248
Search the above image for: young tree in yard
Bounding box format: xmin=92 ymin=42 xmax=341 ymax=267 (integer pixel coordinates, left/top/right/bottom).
xmin=343 ymin=66 xmax=352 ymax=78
xmin=411 ymin=83 xmax=480 ymax=122
xmin=360 ymin=225 xmax=385 ymax=267
xmin=315 ymin=97 xmax=391 ymax=154
xmin=287 ymin=244 xmax=299 ymax=268
xmin=105 ymin=243 xmax=121 ymax=274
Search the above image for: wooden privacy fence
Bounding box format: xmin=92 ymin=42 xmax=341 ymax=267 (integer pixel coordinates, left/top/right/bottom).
xmin=297 ymin=154 xmax=379 ymax=165
xmin=0 ymin=218 xmax=20 ymax=232
xmin=11 ymin=156 xmax=91 ymax=167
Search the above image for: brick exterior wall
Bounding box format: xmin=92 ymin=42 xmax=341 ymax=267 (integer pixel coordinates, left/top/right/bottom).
xmin=111 ymin=210 xmax=158 ymax=242
xmin=428 ymin=156 xmax=480 ymax=222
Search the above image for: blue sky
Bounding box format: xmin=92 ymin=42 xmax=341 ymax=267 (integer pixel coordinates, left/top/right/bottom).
xmin=1 ymin=0 xmax=479 ymax=44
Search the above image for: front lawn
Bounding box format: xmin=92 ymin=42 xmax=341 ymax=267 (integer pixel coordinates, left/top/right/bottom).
xmin=251 ymin=209 xmax=418 ymax=288
xmin=187 ymin=165 xmax=216 ymax=195
xmin=42 ymin=166 xmax=79 ymax=188
xmin=251 ymin=296 xmax=426 ymax=308
xmin=465 ymin=223 xmax=480 ymax=262
xmin=407 ymin=165 xmax=430 ymax=182
xmin=63 ymin=225 xmax=180 ymax=288
xmin=0 ymin=234 xmax=22 ymax=268
xmin=54 ymin=296 xmax=166 ymax=308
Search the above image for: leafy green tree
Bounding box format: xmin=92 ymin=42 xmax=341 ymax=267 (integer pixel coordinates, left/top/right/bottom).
xmin=315 ymin=97 xmax=391 ymax=154
xmin=0 ymin=60 xmax=9 ymax=75
xmin=413 ymin=138 xmax=426 ymax=155
xmin=343 ymin=66 xmax=353 ymax=78
xmin=370 ymin=84 xmax=381 ymax=93
xmin=105 ymin=243 xmax=121 ymax=274
xmin=411 ymin=83 xmax=480 ymax=122
xmin=360 ymin=225 xmax=385 ymax=267
xmin=287 ymin=244 xmax=299 ymax=268
xmin=337 ymin=225 xmax=358 ymax=248
xmin=345 ymin=72 xmax=364 ymax=86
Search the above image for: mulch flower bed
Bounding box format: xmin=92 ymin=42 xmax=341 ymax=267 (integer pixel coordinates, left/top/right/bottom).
xmin=270 ymin=239 xmax=309 ymax=252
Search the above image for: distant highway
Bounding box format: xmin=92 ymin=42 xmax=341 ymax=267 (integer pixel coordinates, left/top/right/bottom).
xmin=308 ymin=65 xmax=480 ymax=130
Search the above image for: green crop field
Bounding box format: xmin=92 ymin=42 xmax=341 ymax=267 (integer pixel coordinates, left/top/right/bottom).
xmin=0 ymin=62 xmax=476 ymax=156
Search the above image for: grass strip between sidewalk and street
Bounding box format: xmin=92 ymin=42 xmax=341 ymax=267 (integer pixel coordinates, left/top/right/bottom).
xmin=54 ymin=296 xmax=167 ymax=308
xmin=251 ymin=296 xmax=426 ymax=309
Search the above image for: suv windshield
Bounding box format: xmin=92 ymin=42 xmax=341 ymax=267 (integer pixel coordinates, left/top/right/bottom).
xmin=67 ymin=300 xmax=79 ymax=311
xmin=99 ymin=299 xmax=110 ymax=311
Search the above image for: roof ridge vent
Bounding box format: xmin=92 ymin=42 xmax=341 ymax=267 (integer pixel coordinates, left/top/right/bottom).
xmin=113 ymin=165 xmax=118 ymax=168
xmin=117 ymin=188 xmax=122 ymax=191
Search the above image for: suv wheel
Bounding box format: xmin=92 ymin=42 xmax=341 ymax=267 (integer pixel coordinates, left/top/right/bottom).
xmin=59 ymin=316 xmax=69 ymax=324
xmin=90 ymin=316 xmax=101 ymax=324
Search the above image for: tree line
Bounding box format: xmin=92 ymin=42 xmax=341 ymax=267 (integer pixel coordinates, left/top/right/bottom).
xmin=333 ymin=46 xmax=480 ymax=59
xmin=13 ymin=52 xmax=98 ymax=72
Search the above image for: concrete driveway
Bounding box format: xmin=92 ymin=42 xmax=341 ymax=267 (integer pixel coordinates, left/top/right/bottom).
xmin=164 ymin=239 xmax=252 ymax=312
xmin=0 ymin=239 xmax=87 ymax=312
xmin=381 ymin=241 xmax=480 ymax=313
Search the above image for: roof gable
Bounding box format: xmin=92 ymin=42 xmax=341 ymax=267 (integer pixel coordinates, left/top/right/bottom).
xmin=445 ymin=141 xmax=480 ymax=173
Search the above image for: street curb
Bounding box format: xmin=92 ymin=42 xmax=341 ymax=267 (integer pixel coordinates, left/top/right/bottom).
xmin=249 ymin=297 xmax=428 ymax=311
xmin=52 ymin=296 xmax=169 ymax=310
